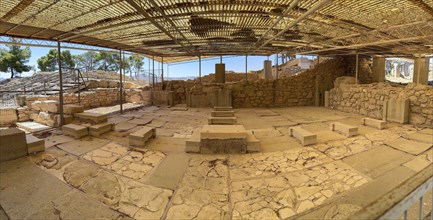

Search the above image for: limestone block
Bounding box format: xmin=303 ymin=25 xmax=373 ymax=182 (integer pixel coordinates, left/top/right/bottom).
xmin=89 ymin=122 xmax=114 ymax=137
xmin=75 ymin=112 xmax=107 ymax=125
xmin=361 ymin=118 xmax=387 ymax=130
xmin=16 ymin=122 xmax=50 ymax=132
xmin=383 ymin=98 xmax=409 ymax=124
xmin=26 ymin=134 xmax=45 ymax=154
xmin=32 ymin=112 xmax=60 ymax=127
xmin=211 ymin=111 xmax=235 ymax=117
xmin=64 ymin=115 xmax=74 ymax=125
xmin=200 ymin=125 xmax=247 ymax=139
xmin=200 ymin=138 xmax=246 ymax=154
xmin=246 ymin=130 xmax=261 ymax=152
xmin=289 ymin=126 xmax=317 ymax=146
xmin=0 ymin=107 xmax=17 ymax=126
xmin=129 ymin=127 xmax=156 ymax=147
xmin=185 ymin=129 xmax=200 ymax=153
xmin=64 ymin=104 xmax=84 ymax=115
xmin=214 ymin=106 xmax=233 ymax=111
xmin=32 ymin=100 xmax=60 ymax=113
xmin=330 ymin=122 xmax=358 ymax=137
xmin=208 ymin=117 xmax=237 ymax=125
xmin=62 ymin=124 xmax=89 ymax=139
xmin=0 ymin=128 xmax=27 ymax=162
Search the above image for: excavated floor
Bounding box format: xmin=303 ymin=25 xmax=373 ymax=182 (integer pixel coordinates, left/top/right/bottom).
xmin=0 ymin=106 xmax=432 ymax=219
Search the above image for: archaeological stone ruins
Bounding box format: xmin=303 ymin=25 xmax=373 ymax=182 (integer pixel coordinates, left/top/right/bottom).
xmin=1 ymin=0 xmax=433 ymax=220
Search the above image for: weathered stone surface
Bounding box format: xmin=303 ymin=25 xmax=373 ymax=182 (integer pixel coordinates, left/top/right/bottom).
xmin=16 ymin=121 xmax=50 ymax=132
xmin=89 ymin=122 xmax=113 ymax=137
xmin=0 ymin=128 xmax=27 ymax=162
xmin=208 ymin=116 xmax=237 ymax=125
xmin=386 ymin=137 xmax=432 ymax=155
xmin=62 ymin=124 xmax=88 ymax=139
xmin=129 ymin=127 xmax=156 ymax=147
xmin=75 ymin=112 xmax=107 ymax=125
xmin=64 ymin=104 xmax=84 ymax=115
xmin=64 ymin=160 xmax=102 ymax=188
xmin=57 ymin=137 xmax=110 ymax=156
xmin=26 ymin=134 xmax=45 ymax=154
xmin=330 ymin=122 xmax=358 ymax=137
xmin=0 ymin=107 xmax=17 ymax=126
xmin=289 ymin=126 xmax=317 ymax=146
xmin=31 ymin=100 xmax=60 ymax=113
xmin=83 ymin=142 xmax=129 ymax=166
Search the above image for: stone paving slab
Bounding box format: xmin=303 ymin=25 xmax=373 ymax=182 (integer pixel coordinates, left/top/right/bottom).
xmin=146 ymin=137 xmax=187 ymax=152
xmin=83 ymin=142 xmax=129 ymax=166
xmin=229 ymin=147 xmax=333 ymax=180
xmin=115 ymin=121 xmax=138 ymax=132
xmin=385 ymin=137 xmax=432 ymax=155
xmin=315 ymin=130 xmax=346 ymax=144
xmin=342 ymin=145 xmax=413 ymax=179
xmin=259 ymin=136 xmax=303 ymax=152
xmin=251 ymin=128 xmax=283 ymax=139
xmin=404 ymin=132 xmax=433 ymax=144
xmin=108 ymin=116 xmax=133 ymax=124
xmin=231 ymin=161 xmax=370 ymax=219
xmin=0 ymin=158 xmax=72 ymax=219
xmin=147 ymin=119 xmax=167 ymax=128
xmin=314 ymin=136 xmax=374 ymax=160
xmin=25 ymin=189 xmax=122 ymax=219
xmin=57 ymin=137 xmax=110 ymax=156
xmin=128 ymin=117 xmax=153 ymax=126
xmin=147 ymin=153 xmax=191 ymax=190
xmin=156 ymin=128 xmax=177 ymax=137
xmin=165 ymin=155 xmax=230 ymax=220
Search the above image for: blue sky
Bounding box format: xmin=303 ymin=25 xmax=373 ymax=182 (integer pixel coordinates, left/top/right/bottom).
xmin=0 ymin=42 xmax=282 ymax=79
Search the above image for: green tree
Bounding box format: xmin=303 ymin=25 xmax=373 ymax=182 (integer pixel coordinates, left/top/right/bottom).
xmin=94 ymin=51 xmax=119 ymax=72
xmin=0 ymin=42 xmax=31 ymax=78
xmin=74 ymin=51 xmax=96 ymax=71
xmin=127 ymin=54 xmax=145 ymax=79
xmin=37 ymin=49 xmax=76 ymax=71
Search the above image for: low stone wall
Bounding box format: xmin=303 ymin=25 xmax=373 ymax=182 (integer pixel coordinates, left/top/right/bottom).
xmin=329 ymin=80 xmax=433 ymax=127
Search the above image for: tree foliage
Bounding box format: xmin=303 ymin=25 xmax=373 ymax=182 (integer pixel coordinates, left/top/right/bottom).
xmin=0 ymin=41 xmax=31 ymax=78
xmin=37 ymin=49 xmax=76 ymax=71
xmin=126 ymin=54 xmax=145 ymax=79
xmin=94 ymin=51 xmax=119 ymax=72
xmin=74 ymin=51 xmax=96 ymax=71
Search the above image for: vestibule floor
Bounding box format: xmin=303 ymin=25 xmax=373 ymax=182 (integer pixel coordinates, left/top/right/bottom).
xmin=1 ymin=106 xmax=432 ymax=219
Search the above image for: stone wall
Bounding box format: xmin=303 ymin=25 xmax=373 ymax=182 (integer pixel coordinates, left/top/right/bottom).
xmin=329 ymin=79 xmax=433 ymax=128
xmin=156 ymin=58 xmax=357 ymax=107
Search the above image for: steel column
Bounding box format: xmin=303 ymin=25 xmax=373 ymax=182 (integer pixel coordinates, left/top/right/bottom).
xmin=199 ymin=55 xmax=202 ymax=81
xmin=119 ymin=50 xmax=123 ymax=114
xmin=355 ymin=53 xmax=359 ymax=84
xmin=276 ymin=53 xmax=279 ymax=79
xmin=161 ymin=57 xmax=164 ymax=84
xmin=57 ymin=41 xmax=64 ymax=126
xmin=245 ymin=54 xmax=248 ymax=81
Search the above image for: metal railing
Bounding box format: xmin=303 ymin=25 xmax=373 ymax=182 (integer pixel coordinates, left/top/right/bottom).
xmin=350 ymin=165 xmax=433 ymax=220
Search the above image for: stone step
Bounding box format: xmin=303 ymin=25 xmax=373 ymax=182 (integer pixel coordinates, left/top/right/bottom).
xmin=289 ymin=126 xmax=317 ymax=146
xmin=362 ymin=118 xmax=387 ymax=130
xmin=62 ymin=124 xmax=88 ymax=139
xmin=0 ymin=128 xmax=27 ymax=162
xmin=214 ymin=106 xmax=233 ymax=111
xmin=26 ymin=134 xmax=45 ymax=154
xmin=129 ymin=127 xmax=156 ymax=147
xmin=200 ymin=125 xmax=247 ymax=154
xmin=330 ymin=122 xmax=358 ymax=137
xmin=185 ymin=129 xmax=201 ymax=153
xmin=246 ymin=130 xmax=260 ymax=152
xmin=89 ymin=122 xmax=114 ymax=137
xmin=208 ymin=117 xmax=237 ymax=125
xmin=75 ymin=112 xmax=107 ymax=125
xmin=211 ymin=110 xmax=235 ymax=117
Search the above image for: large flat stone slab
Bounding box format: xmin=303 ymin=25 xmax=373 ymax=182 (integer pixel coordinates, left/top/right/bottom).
xmin=0 ymin=158 xmax=72 ymax=219
xmin=75 ymin=112 xmax=107 ymax=125
xmin=214 ymin=106 xmax=233 ymax=111
xmin=386 ymin=138 xmax=432 ymax=155
xmin=342 ymin=145 xmax=413 ymax=179
xmin=361 ymin=118 xmax=387 ymax=130
xmin=16 ymin=121 xmax=51 ymax=132
xmin=405 ymin=132 xmax=433 ymax=144
xmin=128 ymin=117 xmax=153 ymax=125
xmin=147 ymin=153 xmax=191 ymax=190
xmin=211 ymin=111 xmax=235 ymax=117
xmin=114 ymin=121 xmax=137 ymax=132
xmin=0 ymin=128 xmax=27 ymax=162
xmin=63 ymin=104 xmax=84 ymax=115
xmin=200 ymin=125 xmax=247 ymax=139
xmin=330 ymin=122 xmax=358 ymax=137
xmin=57 ymin=137 xmax=110 ymax=156
xmin=185 ymin=129 xmax=200 ymax=153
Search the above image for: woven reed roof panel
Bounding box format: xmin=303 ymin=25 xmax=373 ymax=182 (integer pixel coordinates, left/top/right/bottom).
xmin=1 ymin=0 xmax=432 ymax=62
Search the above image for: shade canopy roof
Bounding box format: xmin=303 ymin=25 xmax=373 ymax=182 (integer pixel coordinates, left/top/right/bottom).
xmin=1 ymin=0 xmax=433 ymax=62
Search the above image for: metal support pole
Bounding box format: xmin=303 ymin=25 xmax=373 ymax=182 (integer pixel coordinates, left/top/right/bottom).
xmin=220 ymin=55 xmax=222 ymax=64
xmin=148 ymin=57 xmax=151 ymax=85
xmin=417 ymin=55 xmax=421 ymax=84
xmin=152 ymin=56 xmax=155 ymax=87
xmin=167 ymin=64 xmax=169 ymax=81
xmin=119 ymin=49 xmax=123 ymax=114
xmin=245 ymin=54 xmax=248 ymax=81
xmin=57 ymin=41 xmax=64 ymax=126
xmin=161 ymin=57 xmax=164 ymax=84
xmin=276 ymin=53 xmax=279 ymax=79
xmin=199 ymin=55 xmax=202 ymax=82
xmin=355 ymin=53 xmax=359 ymax=84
